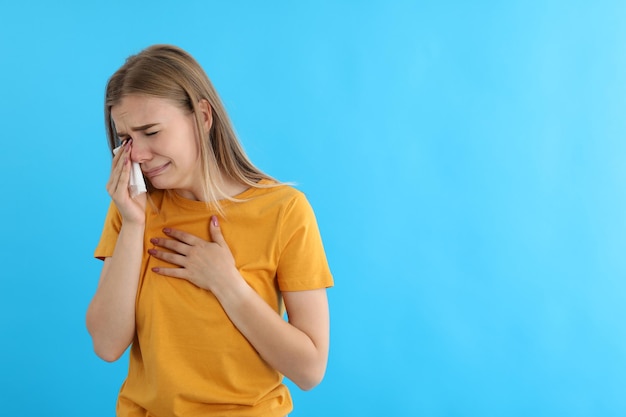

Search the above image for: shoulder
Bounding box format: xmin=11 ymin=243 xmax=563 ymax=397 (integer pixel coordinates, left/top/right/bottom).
xmin=247 ymin=181 xmax=311 ymax=212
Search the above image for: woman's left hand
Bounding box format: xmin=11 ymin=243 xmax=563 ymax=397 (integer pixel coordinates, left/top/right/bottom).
xmin=148 ymin=216 xmax=238 ymax=291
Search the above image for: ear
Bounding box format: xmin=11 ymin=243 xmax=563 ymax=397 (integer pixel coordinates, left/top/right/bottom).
xmin=198 ymin=99 xmax=213 ymax=133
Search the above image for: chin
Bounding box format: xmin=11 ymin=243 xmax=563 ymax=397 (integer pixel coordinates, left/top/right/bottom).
xmin=147 ymin=178 xmax=171 ymax=190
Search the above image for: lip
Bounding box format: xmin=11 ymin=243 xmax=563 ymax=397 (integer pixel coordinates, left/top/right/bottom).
xmin=143 ymin=162 xmax=171 ymax=178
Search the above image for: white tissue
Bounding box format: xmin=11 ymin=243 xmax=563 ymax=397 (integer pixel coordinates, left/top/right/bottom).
xmin=113 ymin=145 xmax=147 ymax=198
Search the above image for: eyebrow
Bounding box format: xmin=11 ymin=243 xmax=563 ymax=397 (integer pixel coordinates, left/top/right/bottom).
xmin=116 ymin=123 xmax=160 ymax=137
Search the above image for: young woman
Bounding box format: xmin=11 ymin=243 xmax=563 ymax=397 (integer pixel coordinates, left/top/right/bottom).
xmin=86 ymin=44 xmax=333 ymax=417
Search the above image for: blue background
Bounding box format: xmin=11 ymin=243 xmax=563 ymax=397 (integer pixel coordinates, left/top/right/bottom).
xmin=1 ymin=1 xmax=625 ymax=416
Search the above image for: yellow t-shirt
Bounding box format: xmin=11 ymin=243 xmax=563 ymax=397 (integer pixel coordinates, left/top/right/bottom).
xmin=94 ymin=181 xmax=334 ymax=417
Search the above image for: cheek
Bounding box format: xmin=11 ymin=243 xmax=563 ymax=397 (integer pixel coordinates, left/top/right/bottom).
xmin=188 ymin=115 xmax=204 ymax=154
xmin=187 ymin=128 xmax=203 ymax=160
xmin=166 ymin=118 xmax=202 ymax=166
xmin=176 ymin=131 xmax=202 ymax=167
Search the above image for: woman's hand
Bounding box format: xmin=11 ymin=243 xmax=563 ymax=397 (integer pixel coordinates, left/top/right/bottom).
xmin=106 ymin=140 xmax=146 ymax=224
xmin=148 ymin=216 xmax=239 ymax=291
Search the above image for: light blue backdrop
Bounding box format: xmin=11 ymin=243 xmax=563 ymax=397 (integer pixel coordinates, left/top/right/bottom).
xmin=1 ymin=1 xmax=625 ymax=416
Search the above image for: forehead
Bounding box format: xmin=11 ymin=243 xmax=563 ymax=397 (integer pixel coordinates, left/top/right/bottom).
xmin=110 ymin=95 xmax=181 ymax=127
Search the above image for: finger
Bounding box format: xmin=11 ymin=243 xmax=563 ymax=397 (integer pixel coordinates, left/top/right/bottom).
xmin=109 ymin=144 xmax=132 ymax=196
xmin=148 ymin=248 xmax=187 ymax=267
xmin=150 ymin=237 xmax=191 ymax=256
xmin=151 ymin=265 xmax=189 ymax=280
xmin=162 ymin=228 xmax=204 ymax=246
xmin=209 ymin=216 xmax=227 ymax=246
xmin=111 ymin=140 xmax=130 ymax=171
xmin=111 ymin=155 xmax=131 ymax=196
xmin=107 ymin=142 xmax=130 ymax=196
xmin=106 ymin=147 xmax=124 ymax=191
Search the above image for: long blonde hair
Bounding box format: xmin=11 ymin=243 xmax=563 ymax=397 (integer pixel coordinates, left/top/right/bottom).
xmin=104 ymin=44 xmax=278 ymax=206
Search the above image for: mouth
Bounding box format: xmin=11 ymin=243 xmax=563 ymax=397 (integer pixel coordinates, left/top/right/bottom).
xmin=143 ymin=162 xmax=171 ymax=178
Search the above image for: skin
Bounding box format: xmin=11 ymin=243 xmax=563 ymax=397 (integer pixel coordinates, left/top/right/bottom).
xmin=86 ymin=95 xmax=330 ymax=390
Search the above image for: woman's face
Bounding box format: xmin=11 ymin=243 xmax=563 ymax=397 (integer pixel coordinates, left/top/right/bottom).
xmin=111 ymin=94 xmax=204 ymax=199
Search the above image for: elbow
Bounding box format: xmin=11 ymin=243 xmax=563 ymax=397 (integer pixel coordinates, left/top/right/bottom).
xmin=89 ymin=333 xmax=128 ymax=362
xmin=93 ymin=344 xmax=126 ymax=363
xmin=86 ymin=324 xmax=129 ymax=363
xmin=86 ymin=313 xmax=131 ymax=362
xmin=88 ymin=325 xmax=130 ymax=362
xmin=296 ymin=380 xmax=320 ymax=392
xmin=292 ymin=364 xmax=327 ymax=391
xmin=295 ymin=374 xmax=324 ymax=391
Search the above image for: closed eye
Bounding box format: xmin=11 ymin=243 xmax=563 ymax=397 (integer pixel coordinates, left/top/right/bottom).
xmin=146 ymin=131 xmax=159 ymax=136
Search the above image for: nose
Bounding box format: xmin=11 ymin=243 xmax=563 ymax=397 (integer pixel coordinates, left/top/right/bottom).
xmin=130 ymin=138 xmax=152 ymax=164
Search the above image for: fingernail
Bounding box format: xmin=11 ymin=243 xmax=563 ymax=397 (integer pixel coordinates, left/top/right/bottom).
xmin=150 ymin=238 xmax=158 ymax=244
xmin=212 ymin=216 xmax=218 ymax=227
xmin=147 ymin=249 xmax=156 ymax=255
xmin=163 ymin=228 xmax=171 ymax=234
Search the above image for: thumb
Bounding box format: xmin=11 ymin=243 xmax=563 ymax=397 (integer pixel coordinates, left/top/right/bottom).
xmin=209 ymin=215 xmax=227 ymax=245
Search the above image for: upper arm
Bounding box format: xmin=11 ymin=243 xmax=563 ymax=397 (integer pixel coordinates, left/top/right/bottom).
xmin=283 ymin=288 xmax=330 ymax=355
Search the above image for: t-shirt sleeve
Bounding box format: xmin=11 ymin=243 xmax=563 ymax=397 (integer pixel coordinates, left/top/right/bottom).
xmin=276 ymin=191 xmax=334 ymax=291
xmin=94 ymin=201 xmax=123 ymax=261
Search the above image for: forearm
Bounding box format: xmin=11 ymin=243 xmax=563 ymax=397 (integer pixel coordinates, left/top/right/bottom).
xmin=213 ymin=278 xmax=329 ymax=390
xmin=86 ymin=222 xmax=144 ymax=362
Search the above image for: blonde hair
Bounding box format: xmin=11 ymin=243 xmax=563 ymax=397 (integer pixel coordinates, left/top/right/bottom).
xmin=104 ymin=44 xmax=278 ymax=207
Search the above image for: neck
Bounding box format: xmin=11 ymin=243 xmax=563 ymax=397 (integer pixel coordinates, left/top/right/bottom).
xmin=174 ymin=173 xmax=248 ymax=202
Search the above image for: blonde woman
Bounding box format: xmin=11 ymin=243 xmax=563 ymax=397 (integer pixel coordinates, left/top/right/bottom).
xmin=86 ymin=44 xmax=333 ymax=417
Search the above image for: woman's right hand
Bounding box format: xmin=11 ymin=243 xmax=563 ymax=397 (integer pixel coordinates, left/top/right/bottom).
xmin=106 ymin=140 xmax=147 ymax=224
